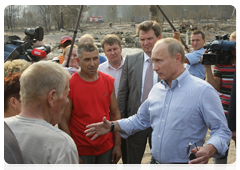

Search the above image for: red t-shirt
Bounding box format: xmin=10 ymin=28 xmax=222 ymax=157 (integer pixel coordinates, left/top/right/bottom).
xmin=68 ymin=71 xmax=114 ymax=156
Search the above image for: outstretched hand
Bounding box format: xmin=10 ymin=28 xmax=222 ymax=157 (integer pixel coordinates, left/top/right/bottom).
xmin=84 ymin=117 xmax=111 ymax=141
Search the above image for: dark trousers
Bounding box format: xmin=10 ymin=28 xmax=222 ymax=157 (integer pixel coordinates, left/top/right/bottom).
xmin=126 ymin=127 xmax=152 ymax=164
xmin=121 ymin=138 xmax=128 ymax=164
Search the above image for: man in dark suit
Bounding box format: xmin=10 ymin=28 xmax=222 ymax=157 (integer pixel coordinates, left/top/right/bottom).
xmin=117 ymin=20 xmax=162 ymax=164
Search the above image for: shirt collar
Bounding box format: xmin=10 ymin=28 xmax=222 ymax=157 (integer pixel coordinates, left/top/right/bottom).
xmin=160 ymin=69 xmax=190 ymax=89
xmin=144 ymin=52 xmax=151 ymax=62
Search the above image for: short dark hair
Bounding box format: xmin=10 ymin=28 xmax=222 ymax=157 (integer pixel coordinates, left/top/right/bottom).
xmin=136 ymin=20 xmax=162 ymax=38
xmin=59 ymin=40 xmax=72 ymax=48
xmin=101 ymin=34 xmax=122 ymax=49
xmin=191 ymin=30 xmax=205 ymax=40
xmin=4 ymin=73 xmax=21 ymax=111
xmin=77 ymin=42 xmax=98 ymax=59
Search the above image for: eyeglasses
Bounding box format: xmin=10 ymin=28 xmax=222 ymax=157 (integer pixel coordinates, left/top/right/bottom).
xmin=186 ymin=142 xmax=198 ymax=160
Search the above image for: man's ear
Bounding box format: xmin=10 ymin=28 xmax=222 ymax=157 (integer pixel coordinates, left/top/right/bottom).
xmin=9 ymin=97 xmax=18 ymax=110
xmin=47 ymin=89 xmax=57 ymax=107
xmin=175 ymin=53 xmax=182 ymax=64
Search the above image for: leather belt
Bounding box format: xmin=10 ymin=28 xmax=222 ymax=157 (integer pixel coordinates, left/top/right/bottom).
xmin=154 ymin=160 xmax=190 ymax=170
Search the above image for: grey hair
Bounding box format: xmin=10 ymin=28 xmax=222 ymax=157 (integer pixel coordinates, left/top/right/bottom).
xmin=77 ymin=42 xmax=98 ymax=60
xmin=20 ymin=61 xmax=71 ymax=106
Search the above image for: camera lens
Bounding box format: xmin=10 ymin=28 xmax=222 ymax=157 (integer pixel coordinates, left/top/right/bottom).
xmin=25 ymin=28 xmax=35 ymax=37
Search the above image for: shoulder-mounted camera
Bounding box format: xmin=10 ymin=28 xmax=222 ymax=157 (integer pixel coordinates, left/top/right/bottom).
xmin=4 ymin=27 xmax=51 ymax=63
xmin=200 ymin=34 xmax=235 ymax=65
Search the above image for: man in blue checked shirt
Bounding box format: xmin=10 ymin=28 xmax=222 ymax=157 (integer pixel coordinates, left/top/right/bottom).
xmin=84 ymin=38 xmax=231 ymax=164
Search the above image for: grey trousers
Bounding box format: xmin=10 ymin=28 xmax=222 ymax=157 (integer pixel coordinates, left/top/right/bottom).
xmin=79 ymin=147 xmax=113 ymax=164
xmin=126 ymin=127 xmax=152 ymax=164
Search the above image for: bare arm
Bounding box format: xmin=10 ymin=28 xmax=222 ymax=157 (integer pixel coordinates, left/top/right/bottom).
xmin=204 ymin=65 xmax=221 ymax=92
xmin=109 ymin=86 xmax=122 ymax=163
xmin=58 ymin=97 xmax=72 ymax=136
xmin=173 ymin=30 xmax=190 ymax=62
xmin=58 ymin=97 xmax=83 ymax=164
xmin=184 ymin=57 xmax=190 ymax=64
xmin=109 ymin=86 xmax=122 ymax=134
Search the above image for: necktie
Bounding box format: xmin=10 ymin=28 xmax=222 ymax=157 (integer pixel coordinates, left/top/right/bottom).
xmin=142 ymin=58 xmax=153 ymax=103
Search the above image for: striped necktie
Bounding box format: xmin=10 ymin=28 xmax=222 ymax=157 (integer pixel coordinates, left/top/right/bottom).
xmin=142 ymin=58 xmax=153 ymax=103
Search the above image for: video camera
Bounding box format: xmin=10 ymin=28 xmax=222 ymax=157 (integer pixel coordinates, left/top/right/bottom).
xmin=4 ymin=27 xmax=51 ymax=62
xmin=201 ymin=34 xmax=236 ymax=65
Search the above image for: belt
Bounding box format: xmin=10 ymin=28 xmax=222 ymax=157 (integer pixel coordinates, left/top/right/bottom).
xmin=152 ymin=157 xmax=188 ymax=164
xmin=154 ymin=160 xmax=190 ymax=170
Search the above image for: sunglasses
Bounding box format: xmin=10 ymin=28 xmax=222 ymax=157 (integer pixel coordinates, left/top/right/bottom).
xmin=186 ymin=142 xmax=198 ymax=160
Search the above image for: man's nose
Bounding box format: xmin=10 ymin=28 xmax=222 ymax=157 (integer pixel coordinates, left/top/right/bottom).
xmin=153 ymin=62 xmax=157 ymax=71
xmin=144 ymin=40 xmax=149 ymax=45
xmin=90 ymin=59 xmax=95 ymax=66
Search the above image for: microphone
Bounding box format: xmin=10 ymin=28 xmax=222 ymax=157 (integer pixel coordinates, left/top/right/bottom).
xmin=31 ymin=48 xmax=47 ymax=57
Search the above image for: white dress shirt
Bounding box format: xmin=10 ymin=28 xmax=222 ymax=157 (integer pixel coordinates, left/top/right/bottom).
xmin=98 ymin=57 xmax=125 ymax=99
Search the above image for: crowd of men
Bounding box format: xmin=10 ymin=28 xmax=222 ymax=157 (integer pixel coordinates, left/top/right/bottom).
xmin=4 ymin=20 xmax=236 ymax=165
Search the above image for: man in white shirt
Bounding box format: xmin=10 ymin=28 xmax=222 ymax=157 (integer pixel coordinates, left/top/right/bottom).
xmin=98 ymin=34 xmax=125 ymax=99
xmin=98 ymin=34 xmax=125 ymax=163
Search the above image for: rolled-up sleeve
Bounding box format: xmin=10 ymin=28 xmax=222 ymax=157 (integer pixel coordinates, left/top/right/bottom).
xmin=200 ymin=86 xmax=232 ymax=157
xmin=186 ymin=49 xmax=204 ymax=65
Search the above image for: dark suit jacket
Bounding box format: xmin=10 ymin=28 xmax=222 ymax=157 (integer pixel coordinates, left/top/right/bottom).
xmin=117 ymin=51 xmax=160 ymax=118
xmin=227 ymin=61 xmax=238 ymax=131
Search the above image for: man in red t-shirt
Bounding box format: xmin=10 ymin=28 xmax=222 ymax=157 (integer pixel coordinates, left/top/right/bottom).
xmin=59 ymin=42 xmax=122 ymax=164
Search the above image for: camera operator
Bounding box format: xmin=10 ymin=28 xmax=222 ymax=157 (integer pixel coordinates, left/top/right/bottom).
xmin=204 ymin=31 xmax=236 ymax=164
xmin=173 ymin=30 xmax=206 ymax=79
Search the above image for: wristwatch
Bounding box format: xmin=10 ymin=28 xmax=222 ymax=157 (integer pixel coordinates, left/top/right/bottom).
xmin=110 ymin=121 xmax=115 ymax=132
